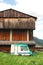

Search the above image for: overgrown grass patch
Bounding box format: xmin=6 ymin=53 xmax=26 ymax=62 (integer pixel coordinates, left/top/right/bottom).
xmin=0 ymin=52 xmax=43 ymax=65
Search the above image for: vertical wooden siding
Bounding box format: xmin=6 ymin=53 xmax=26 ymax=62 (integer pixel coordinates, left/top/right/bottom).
xmin=0 ymin=29 xmax=33 ymax=41
xmin=0 ymin=30 xmax=10 ymax=41
xmin=0 ymin=45 xmax=10 ymax=53
xmin=12 ymin=30 xmax=27 ymax=41
xmin=29 ymin=30 xmax=33 ymax=41
xmin=29 ymin=45 xmax=35 ymax=52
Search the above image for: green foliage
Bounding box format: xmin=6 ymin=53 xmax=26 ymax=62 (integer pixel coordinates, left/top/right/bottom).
xmin=33 ymin=37 xmax=43 ymax=46
xmin=0 ymin=52 xmax=43 ymax=65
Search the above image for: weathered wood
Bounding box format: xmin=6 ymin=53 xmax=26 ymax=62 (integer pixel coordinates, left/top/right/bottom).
xmin=0 ymin=41 xmax=35 ymax=45
xmin=29 ymin=45 xmax=35 ymax=52
xmin=0 ymin=30 xmax=10 ymax=41
xmin=12 ymin=30 xmax=27 ymax=41
xmin=0 ymin=9 xmax=37 ymax=20
xmin=0 ymin=9 xmax=37 ymax=52
xmin=0 ymin=9 xmax=37 ymax=29
xmin=0 ymin=18 xmax=35 ymax=29
xmin=0 ymin=29 xmax=33 ymax=41
xmin=0 ymin=45 xmax=10 ymax=53
xmin=29 ymin=30 xmax=33 ymax=40
xmin=35 ymin=47 xmax=43 ymax=51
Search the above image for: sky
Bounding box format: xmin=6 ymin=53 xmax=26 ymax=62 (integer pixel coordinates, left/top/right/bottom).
xmin=0 ymin=0 xmax=43 ymax=39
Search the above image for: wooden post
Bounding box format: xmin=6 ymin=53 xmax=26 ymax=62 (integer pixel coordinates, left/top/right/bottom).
xmin=10 ymin=30 xmax=12 ymax=41
xmin=27 ymin=30 xmax=29 ymax=41
xmin=10 ymin=30 xmax=15 ymax=54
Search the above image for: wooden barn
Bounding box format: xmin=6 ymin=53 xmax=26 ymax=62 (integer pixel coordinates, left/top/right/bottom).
xmin=0 ymin=9 xmax=37 ymax=55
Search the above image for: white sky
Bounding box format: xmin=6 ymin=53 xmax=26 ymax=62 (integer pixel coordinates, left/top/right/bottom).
xmin=0 ymin=0 xmax=43 ymax=39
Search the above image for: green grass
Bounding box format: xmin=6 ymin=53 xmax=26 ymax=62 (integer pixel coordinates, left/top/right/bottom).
xmin=0 ymin=52 xmax=43 ymax=65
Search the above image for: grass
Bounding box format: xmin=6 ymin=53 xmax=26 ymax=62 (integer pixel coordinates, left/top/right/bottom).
xmin=0 ymin=52 xmax=43 ymax=65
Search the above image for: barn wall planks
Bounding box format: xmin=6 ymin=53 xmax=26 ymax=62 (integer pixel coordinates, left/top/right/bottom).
xmin=29 ymin=30 xmax=33 ymax=41
xmin=12 ymin=30 xmax=27 ymax=41
xmin=0 ymin=45 xmax=11 ymax=53
xmin=0 ymin=18 xmax=35 ymax=29
xmin=0 ymin=29 xmax=10 ymax=41
xmin=0 ymin=29 xmax=33 ymax=41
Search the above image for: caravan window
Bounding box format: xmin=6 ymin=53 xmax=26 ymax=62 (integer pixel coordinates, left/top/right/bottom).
xmin=21 ymin=46 xmax=29 ymax=51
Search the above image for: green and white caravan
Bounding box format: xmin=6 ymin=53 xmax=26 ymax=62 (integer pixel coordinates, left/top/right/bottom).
xmin=11 ymin=44 xmax=33 ymax=55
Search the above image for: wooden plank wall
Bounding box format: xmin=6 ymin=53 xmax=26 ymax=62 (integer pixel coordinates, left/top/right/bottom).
xmin=35 ymin=47 xmax=43 ymax=51
xmin=29 ymin=30 xmax=33 ymax=41
xmin=0 ymin=18 xmax=35 ymax=29
xmin=0 ymin=29 xmax=33 ymax=41
xmin=0 ymin=45 xmax=10 ymax=53
xmin=0 ymin=30 xmax=10 ymax=41
xmin=12 ymin=30 xmax=27 ymax=41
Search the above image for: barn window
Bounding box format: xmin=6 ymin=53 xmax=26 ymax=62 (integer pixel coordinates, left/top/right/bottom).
xmin=0 ymin=30 xmax=10 ymax=41
xmin=12 ymin=30 xmax=27 ymax=41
